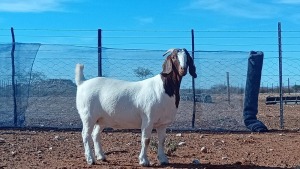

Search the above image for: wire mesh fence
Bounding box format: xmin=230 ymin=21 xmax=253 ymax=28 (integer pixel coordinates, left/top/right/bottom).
xmin=1 ymin=26 xmax=300 ymax=131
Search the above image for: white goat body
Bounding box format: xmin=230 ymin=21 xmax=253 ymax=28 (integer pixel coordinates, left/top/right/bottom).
xmin=76 ymin=72 xmax=177 ymax=130
xmin=75 ymin=48 xmax=196 ymax=166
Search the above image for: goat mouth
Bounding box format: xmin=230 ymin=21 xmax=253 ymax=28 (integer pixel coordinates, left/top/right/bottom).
xmin=179 ymin=70 xmax=187 ymax=76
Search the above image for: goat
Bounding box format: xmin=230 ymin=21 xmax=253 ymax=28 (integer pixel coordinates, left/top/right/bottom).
xmin=75 ymin=48 xmax=197 ymax=166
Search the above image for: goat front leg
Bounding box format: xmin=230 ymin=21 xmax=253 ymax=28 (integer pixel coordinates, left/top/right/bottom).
xmin=139 ymin=120 xmax=153 ymax=167
xmin=92 ymin=123 xmax=106 ymax=161
xmin=156 ymin=126 xmax=169 ymax=165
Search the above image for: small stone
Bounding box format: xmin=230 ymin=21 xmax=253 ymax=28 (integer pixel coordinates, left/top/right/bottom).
xmin=0 ymin=138 xmax=5 ymax=143
xmin=222 ymin=156 xmax=228 ymax=160
xmin=178 ymin=141 xmax=186 ymax=146
xmin=235 ymin=161 xmax=242 ymax=165
xmin=192 ymin=159 xmax=200 ymax=164
xmin=54 ymin=136 xmax=59 ymax=140
xmin=37 ymin=150 xmax=42 ymax=154
xmin=200 ymin=147 xmax=208 ymax=153
xmin=176 ymin=133 xmax=182 ymax=137
xmin=212 ymin=140 xmax=224 ymax=146
xmin=11 ymin=151 xmax=17 ymax=156
xmin=199 ymin=135 xmax=204 ymax=138
xmin=49 ymin=147 xmax=53 ymax=150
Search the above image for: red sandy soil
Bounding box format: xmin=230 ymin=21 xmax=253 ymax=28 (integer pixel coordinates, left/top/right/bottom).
xmin=0 ymin=129 xmax=300 ymax=169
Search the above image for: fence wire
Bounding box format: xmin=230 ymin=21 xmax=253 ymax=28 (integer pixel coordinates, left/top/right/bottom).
xmin=0 ymin=28 xmax=300 ymax=131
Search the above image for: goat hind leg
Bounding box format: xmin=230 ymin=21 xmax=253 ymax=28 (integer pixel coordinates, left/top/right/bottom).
xmin=81 ymin=120 xmax=95 ymax=165
xmin=92 ymin=123 xmax=106 ymax=161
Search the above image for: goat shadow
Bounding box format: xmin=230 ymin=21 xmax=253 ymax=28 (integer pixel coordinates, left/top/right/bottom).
xmin=165 ymin=163 xmax=293 ymax=169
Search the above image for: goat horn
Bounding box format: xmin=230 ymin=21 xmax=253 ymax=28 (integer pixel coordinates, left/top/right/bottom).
xmin=163 ymin=48 xmax=175 ymax=56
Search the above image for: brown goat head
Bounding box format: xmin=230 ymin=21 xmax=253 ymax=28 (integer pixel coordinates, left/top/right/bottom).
xmin=161 ymin=48 xmax=197 ymax=78
xmin=160 ymin=48 xmax=197 ymax=108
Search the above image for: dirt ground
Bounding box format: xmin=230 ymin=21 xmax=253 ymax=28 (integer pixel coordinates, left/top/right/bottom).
xmin=1 ymin=94 xmax=300 ymax=169
xmin=258 ymin=94 xmax=300 ymax=130
xmin=0 ymin=129 xmax=300 ymax=169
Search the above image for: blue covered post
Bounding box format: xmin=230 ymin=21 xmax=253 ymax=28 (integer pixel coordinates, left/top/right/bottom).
xmin=243 ymin=51 xmax=268 ymax=132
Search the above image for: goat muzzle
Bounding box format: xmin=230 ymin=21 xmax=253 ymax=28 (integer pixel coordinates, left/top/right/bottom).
xmin=178 ymin=67 xmax=187 ymax=76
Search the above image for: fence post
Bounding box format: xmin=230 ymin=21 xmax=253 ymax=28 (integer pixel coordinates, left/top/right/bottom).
xmin=98 ymin=29 xmax=102 ymax=77
xmin=227 ymin=72 xmax=230 ymax=105
xmin=191 ymin=29 xmax=196 ymax=128
xmin=10 ymin=27 xmax=17 ymax=127
xmin=278 ymin=22 xmax=284 ymax=129
xmin=288 ymin=78 xmax=290 ymax=95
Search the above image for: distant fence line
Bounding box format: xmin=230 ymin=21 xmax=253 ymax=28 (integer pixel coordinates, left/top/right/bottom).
xmin=0 ymin=23 xmax=300 ymax=130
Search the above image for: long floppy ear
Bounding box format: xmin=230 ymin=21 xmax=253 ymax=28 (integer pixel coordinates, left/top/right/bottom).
xmin=183 ymin=48 xmax=197 ymax=78
xmin=161 ymin=57 xmax=172 ymax=76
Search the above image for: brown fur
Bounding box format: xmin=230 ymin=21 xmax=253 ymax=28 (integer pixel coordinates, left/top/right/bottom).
xmin=160 ymin=49 xmax=197 ymax=108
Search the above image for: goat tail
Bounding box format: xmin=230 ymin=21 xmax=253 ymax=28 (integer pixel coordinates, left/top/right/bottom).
xmin=75 ymin=63 xmax=85 ymax=86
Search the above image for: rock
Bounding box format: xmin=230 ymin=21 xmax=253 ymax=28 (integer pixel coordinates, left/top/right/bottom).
xmin=235 ymin=161 xmax=242 ymax=165
xmin=0 ymin=138 xmax=5 ymax=143
xmin=192 ymin=159 xmax=200 ymax=164
xmin=178 ymin=141 xmax=186 ymax=146
xmin=222 ymin=156 xmax=228 ymax=160
xmin=200 ymin=135 xmax=204 ymax=138
xmin=176 ymin=133 xmax=182 ymax=137
xmin=200 ymin=146 xmax=208 ymax=153
xmin=54 ymin=136 xmax=59 ymax=140
xmin=212 ymin=140 xmax=224 ymax=146
xmin=11 ymin=151 xmax=17 ymax=156
xmin=49 ymin=147 xmax=53 ymax=150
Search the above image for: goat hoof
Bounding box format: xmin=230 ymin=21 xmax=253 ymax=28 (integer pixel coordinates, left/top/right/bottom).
xmin=160 ymin=161 xmax=169 ymax=166
xmin=96 ymin=156 xmax=107 ymax=162
xmin=139 ymin=159 xmax=150 ymax=167
xmin=100 ymin=158 xmax=107 ymax=162
xmin=158 ymin=155 xmax=169 ymax=165
xmin=87 ymin=160 xmax=95 ymax=165
xmin=140 ymin=162 xmax=150 ymax=167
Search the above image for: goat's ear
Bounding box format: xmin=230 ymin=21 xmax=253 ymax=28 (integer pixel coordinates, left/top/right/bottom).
xmin=183 ymin=48 xmax=197 ymax=78
xmin=161 ymin=58 xmax=172 ymax=76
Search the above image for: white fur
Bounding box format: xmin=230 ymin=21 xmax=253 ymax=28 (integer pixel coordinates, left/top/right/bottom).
xmin=75 ymin=64 xmax=178 ymax=166
xmin=178 ymin=50 xmax=187 ymax=68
